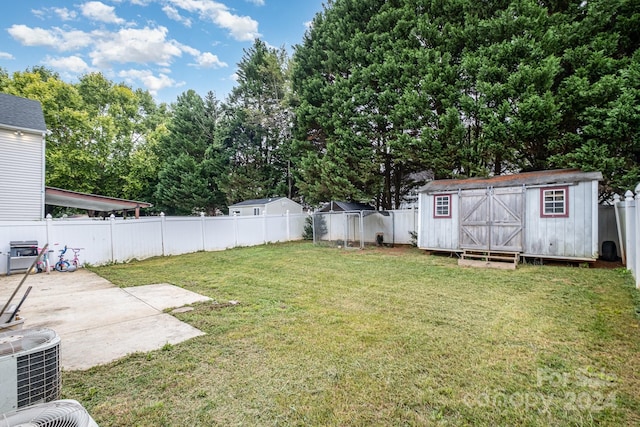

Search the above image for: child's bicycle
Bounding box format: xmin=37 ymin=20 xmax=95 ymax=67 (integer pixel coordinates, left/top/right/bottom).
xmin=54 ymin=246 xmax=83 ymax=272
xmin=35 ymin=247 xmax=53 ymax=274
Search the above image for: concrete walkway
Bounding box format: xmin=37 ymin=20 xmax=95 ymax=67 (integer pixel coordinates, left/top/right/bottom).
xmin=0 ymin=269 xmax=210 ymax=370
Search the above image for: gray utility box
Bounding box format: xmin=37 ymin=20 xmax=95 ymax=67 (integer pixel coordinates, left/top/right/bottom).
xmin=6 ymin=241 xmax=38 ymax=275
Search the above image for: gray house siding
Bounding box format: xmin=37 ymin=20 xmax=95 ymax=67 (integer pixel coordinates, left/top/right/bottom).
xmin=0 ymin=94 xmax=47 ymax=221
xmin=0 ymin=130 xmax=45 ymax=220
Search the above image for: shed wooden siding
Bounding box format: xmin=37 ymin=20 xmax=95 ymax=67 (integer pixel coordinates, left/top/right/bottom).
xmin=524 ymin=180 xmax=599 ymax=259
xmin=418 ymin=170 xmax=602 ymax=261
xmin=418 ymin=192 xmax=459 ymax=250
xmin=0 ymin=130 xmax=44 ymax=220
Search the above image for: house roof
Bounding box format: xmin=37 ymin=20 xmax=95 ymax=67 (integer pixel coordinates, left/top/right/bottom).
xmin=419 ymin=169 xmax=603 ymax=193
xmin=229 ymin=197 xmax=288 ymax=207
xmin=0 ymin=93 xmax=47 ymax=133
xmin=45 ymin=187 xmax=153 ymax=212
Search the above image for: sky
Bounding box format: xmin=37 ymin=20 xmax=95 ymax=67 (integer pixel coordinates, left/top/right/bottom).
xmin=0 ymin=0 xmax=325 ymax=104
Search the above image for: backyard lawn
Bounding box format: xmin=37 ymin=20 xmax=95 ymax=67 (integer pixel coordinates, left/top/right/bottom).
xmin=64 ymin=242 xmax=640 ymax=426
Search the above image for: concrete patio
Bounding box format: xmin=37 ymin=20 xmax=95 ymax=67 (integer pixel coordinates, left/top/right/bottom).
xmin=0 ymin=268 xmax=210 ymax=370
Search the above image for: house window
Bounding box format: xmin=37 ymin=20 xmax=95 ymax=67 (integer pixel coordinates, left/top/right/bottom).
xmin=253 ymin=208 xmax=260 ymax=216
xmin=541 ymin=186 xmax=569 ymax=217
xmin=434 ymin=195 xmax=451 ymax=218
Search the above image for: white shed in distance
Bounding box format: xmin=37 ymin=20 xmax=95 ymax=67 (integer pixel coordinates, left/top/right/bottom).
xmin=228 ymin=197 xmax=303 ymax=216
xmin=418 ymin=169 xmax=603 ymax=262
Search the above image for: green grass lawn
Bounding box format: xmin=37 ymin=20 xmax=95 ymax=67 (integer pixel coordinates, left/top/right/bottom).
xmin=64 ymin=242 xmax=640 ymax=426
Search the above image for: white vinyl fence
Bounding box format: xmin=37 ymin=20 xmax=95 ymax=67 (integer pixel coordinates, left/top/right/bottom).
xmin=612 ymin=190 xmax=640 ymax=288
xmin=0 ymin=212 xmax=307 ymax=274
xmin=313 ymin=209 xmax=418 ymax=248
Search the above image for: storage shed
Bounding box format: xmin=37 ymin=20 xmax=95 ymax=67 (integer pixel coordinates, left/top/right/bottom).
xmin=418 ymin=169 xmax=603 ymax=262
xmin=0 ymin=93 xmax=47 ymax=220
xmin=228 ymin=197 xmax=303 ymax=216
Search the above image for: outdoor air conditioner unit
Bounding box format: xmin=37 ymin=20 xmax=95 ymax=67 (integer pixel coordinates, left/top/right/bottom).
xmin=0 ymin=399 xmax=99 ymax=427
xmin=0 ymin=328 xmax=61 ymax=414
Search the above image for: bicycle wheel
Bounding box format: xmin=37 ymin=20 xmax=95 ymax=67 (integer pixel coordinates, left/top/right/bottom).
xmin=55 ymin=260 xmax=70 ymax=272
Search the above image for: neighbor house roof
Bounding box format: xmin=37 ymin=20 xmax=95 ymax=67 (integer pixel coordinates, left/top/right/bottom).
xmin=420 ymin=169 xmax=603 ymax=193
xmin=0 ymin=93 xmax=47 ymax=133
xmin=228 ymin=197 xmax=287 ymax=207
xmin=45 ymin=187 xmax=153 ymax=213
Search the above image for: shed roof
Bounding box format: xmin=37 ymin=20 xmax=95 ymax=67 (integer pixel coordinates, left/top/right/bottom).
xmin=419 ymin=169 xmax=603 ymax=193
xmin=229 ymin=197 xmax=288 ymax=207
xmin=0 ymin=93 xmax=47 ymax=133
xmin=317 ymin=201 xmax=375 ymax=212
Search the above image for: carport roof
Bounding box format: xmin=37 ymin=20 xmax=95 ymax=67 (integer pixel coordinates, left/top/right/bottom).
xmin=45 ymin=187 xmax=153 ymax=213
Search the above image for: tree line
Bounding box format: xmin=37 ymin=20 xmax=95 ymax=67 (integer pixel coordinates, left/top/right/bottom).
xmin=2 ymin=0 xmax=638 ymax=214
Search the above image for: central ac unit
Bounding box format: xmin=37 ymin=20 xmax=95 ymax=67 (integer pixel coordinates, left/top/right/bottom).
xmin=0 ymin=399 xmax=99 ymax=427
xmin=0 ymin=328 xmax=61 ymax=414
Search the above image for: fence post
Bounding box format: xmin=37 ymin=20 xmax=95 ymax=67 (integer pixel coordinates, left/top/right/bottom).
xmin=636 ymin=187 xmax=640 ymax=288
xmin=45 ymin=214 xmax=52 ymax=247
xmin=613 ymin=194 xmax=626 ymax=265
xmin=233 ymin=212 xmax=238 ymax=248
xmin=200 ymin=212 xmax=206 ymax=251
xmin=109 ymin=214 xmax=116 ymax=263
xmin=625 ymin=191 xmax=635 ymax=276
xmin=286 ymin=210 xmax=290 ymax=241
xmin=160 ymin=212 xmax=166 ymax=256
xmin=263 ymin=209 xmax=268 ymax=244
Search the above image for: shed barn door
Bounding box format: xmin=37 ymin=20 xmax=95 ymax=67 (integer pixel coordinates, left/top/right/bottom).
xmin=460 ymin=187 xmax=524 ymax=252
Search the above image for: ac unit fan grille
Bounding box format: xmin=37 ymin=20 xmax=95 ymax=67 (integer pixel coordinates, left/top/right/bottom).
xmin=17 ymin=344 xmax=61 ymax=408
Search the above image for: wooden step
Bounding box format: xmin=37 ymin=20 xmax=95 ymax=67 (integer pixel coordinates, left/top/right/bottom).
xmin=458 ymin=250 xmax=519 ymax=270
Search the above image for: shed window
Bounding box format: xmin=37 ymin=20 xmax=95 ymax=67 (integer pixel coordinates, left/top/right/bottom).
xmin=434 ymin=195 xmax=451 ymax=218
xmin=253 ymin=208 xmax=260 ymax=216
xmin=541 ymin=187 xmax=569 ymax=217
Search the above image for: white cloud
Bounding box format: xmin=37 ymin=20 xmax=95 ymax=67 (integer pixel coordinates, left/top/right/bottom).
xmin=53 ymin=7 xmax=78 ymax=21
xmin=192 ymin=52 xmax=227 ymax=68
xmin=171 ymin=41 xmax=227 ymax=68
xmin=31 ymin=9 xmax=47 ymax=20
xmin=246 ymin=0 xmax=265 ymax=5
xmin=89 ymin=26 xmax=182 ymax=68
xmin=7 ymin=25 xmax=93 ymax=51
xmin=43 ymin=55 xmax=92 ymax=73
xmin=162 ymin=5 xmax=192 ymax=27
xmin=80 ymin=1 xmax=125 ymax=24
xmin=0 ymin=52 xmax=15 ymax=60
xmin=168 ymin=0 xmax=260 ymax=41
xmin=32 ymin=7 xmax=77 ymax=21
xmin=118 ymin=69 xmax=183 ymax=94
xmin=176 ymin=42 xmax=200 ymax=57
